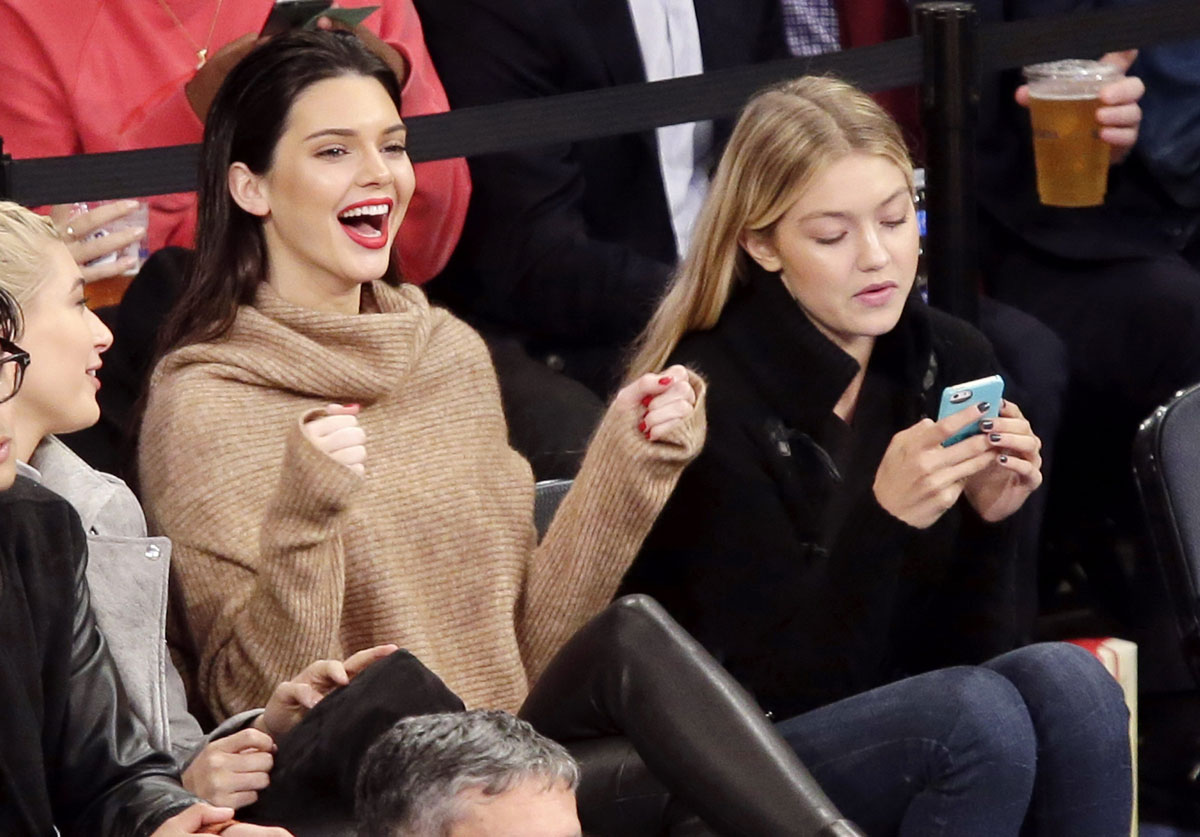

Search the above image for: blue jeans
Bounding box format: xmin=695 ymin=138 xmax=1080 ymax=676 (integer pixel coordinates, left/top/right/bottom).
xmin=775 ymin=643 xmax=1133 ymax=836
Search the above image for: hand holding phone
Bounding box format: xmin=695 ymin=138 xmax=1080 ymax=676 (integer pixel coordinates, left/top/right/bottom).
xmin=936 ymin=374 xmax=1005 ymax=447
xmin=873 ymin=394 xmax=999 ymax=529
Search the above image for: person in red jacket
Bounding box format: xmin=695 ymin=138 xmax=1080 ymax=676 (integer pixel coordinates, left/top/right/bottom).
xmin=0 ymin=0 xmax=469 ymax=285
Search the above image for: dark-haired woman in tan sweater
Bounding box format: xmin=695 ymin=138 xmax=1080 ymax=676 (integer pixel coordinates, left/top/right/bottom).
xmin=138 ymin=28 xmax=859 ymax=836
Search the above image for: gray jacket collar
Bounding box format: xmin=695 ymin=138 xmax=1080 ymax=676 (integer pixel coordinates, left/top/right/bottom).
xmin=20 ymin=437 xmax=131 ymax=535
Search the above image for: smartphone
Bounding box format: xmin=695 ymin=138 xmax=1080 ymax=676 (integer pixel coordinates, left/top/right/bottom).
xmin=936 ymin=374 xmax=1004 ymax=447
xmin=261 ymin=0 xmax=333 ymax=36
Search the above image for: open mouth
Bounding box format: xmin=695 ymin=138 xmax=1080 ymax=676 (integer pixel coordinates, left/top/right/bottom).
xmin=337 ymin=199 xmax=392 ymax=249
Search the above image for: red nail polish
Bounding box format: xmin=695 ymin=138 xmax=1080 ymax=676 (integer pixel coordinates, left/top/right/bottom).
xmin=644 ymin=430 xmax=652 ymax=440
xmin=346 ymin=403 xmax=360 ymax=409
xmin=638 ymin=421 xmax=647 ymax=433
xmin=641 ymin=395 xmax=653 ymax=407
xmin=659 ymin=376 xmax=672 ymax=385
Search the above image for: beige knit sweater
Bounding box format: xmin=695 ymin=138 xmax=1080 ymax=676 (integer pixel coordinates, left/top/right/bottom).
xmin=139 ymin=281 xmax=705 ymax=720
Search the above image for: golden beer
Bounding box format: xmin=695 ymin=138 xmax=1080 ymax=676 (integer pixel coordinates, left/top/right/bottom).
xmin=1028 ymin=93 xmax=1108 ymax=207
xmin=85 ymin=274 xmax=135 ymax=311
xmin=1023 ymin=60 xmax=1119 ymax=208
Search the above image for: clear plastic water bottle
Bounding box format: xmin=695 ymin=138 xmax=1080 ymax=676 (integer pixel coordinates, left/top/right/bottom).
xmin=914 ymin=167 xmax=928 ymax=303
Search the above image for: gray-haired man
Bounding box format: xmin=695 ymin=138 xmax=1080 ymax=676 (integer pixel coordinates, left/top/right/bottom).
xmin=356 ymin=710 xmax=581 ymax=837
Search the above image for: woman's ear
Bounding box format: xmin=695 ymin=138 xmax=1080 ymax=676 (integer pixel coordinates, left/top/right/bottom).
xmin=228 ymin=163 xmax=270 ymax=217
xmin=739 ymin=229 xmax=782 ymax=273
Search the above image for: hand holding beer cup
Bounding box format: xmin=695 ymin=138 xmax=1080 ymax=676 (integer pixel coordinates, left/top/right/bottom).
xmin=1020 ymin=57 xmax=1143 ymax=207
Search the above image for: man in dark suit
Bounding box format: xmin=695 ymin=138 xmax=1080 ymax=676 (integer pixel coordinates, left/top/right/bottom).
xmin=967 ymin=1 xmax=1200 ymax=595
xmin=414 ymin=0 xmax=786 ymax=476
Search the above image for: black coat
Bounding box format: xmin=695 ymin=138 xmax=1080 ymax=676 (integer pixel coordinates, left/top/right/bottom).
xmin=0 ymin=477 xmax=195 ymax=836
xmin=415 ymin=0 xmax=787 ymax=390
xmin=622 ymin=272 xmax=1021 ymax=719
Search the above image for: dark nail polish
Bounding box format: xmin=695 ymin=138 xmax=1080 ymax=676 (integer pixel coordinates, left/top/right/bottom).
xmin=977 ymin=402 xmax=991 ymax=413
xmin=980 ymin=419 xmax=994 ymax=431
xmin=999 ymin=454 xmax=1009 ymax=463
xmin=989 ymin=432 xmax=1002 ymax=442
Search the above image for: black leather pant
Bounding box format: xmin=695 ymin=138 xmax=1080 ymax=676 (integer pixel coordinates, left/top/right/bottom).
xmin=245 ymin=595 xmax=858 ymax=836
xmin=522 ymin=595 xmax=856 ymax=837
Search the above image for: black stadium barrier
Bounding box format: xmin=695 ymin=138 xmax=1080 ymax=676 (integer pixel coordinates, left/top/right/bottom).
xmin=2 ymin=0 xmax=1199 ymax=321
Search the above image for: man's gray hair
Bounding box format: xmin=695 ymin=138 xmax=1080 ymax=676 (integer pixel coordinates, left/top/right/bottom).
xmin=355 ymin=709 xmax=580 ymax=837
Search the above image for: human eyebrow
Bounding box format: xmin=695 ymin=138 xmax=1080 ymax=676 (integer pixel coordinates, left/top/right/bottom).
xmin=878 ymin=187 xmax=911 ymax=208
xmin=304 ymin=123 xmax=407 ymax=142
xmin=797 ymin=209 xmax=851 ymax=222
xmin=303 ymin=128 xmax=357 ymax=141
xmin=798 ymin=188 xmax=912 ymax=222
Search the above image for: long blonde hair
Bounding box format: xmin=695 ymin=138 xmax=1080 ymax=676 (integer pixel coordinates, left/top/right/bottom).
xmin=0 ymin=201 xmax=61 ymax=311
xmin=625 ymin=76 xmax=914 ymax=379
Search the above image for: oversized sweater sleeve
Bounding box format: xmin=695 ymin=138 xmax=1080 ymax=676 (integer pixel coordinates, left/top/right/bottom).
xmin=142 ymin=375 xmax=362 ymax=721
xmin=517 ymin=372 xmax=707 ymax=683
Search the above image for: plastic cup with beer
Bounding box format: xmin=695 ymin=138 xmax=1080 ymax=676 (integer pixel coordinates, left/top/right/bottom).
xmin=1023 ymin=59 xmax=1120 ymax=208
xmin=72 ymin=199 xmax=150 ymax=309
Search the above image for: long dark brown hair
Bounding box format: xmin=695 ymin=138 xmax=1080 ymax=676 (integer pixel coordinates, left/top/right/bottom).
xmin=158 ymin=28 xmax=402 ymax=356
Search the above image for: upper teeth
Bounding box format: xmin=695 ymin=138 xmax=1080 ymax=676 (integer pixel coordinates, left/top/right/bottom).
xmin=339 ymin=204 xmax=388 ymax=219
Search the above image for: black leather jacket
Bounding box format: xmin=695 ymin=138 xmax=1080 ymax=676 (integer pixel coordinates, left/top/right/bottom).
xmin=0 ymin=476 xmax=197 ymax=836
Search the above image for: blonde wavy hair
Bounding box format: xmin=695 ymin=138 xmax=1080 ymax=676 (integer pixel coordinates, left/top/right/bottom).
xmin=0 ymin=200 xmax=61 ymax=310
xmin=625 ymin=76 xmax=914 ymax=379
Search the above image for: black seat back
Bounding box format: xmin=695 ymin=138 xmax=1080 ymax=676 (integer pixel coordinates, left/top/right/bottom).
xmin=533 ymin=478 xmax=573 ymax=541
xmin=1134 ymin=383 xmax=1200 ymax=686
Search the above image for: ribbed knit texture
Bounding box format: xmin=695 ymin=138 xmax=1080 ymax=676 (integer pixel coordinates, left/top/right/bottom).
xmin=139 ymin=281 xmax=705 ymax=720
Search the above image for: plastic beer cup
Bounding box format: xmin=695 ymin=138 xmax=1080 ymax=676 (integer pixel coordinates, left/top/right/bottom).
xmin=71 ymin=200 xmax=150 ymax=309
xmin=1023 ymin=59 xmax=1120 ymax=208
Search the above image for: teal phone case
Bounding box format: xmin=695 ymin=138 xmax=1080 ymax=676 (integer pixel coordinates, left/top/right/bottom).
xmin=937 ymin=374 xmax=1004 ymax=446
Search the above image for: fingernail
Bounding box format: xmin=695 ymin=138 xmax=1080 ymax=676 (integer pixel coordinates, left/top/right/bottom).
xmin=346 ymin=403 xmax=360 ymax=409
xmin=133 ymin=226 xmax=147 ymax=236
xmin=123 ymin=199 xmax=140 ymax=209
xmin=659 ymin=376 xmax=672 ymax=385
xmin=641 ymin=395 xmax=652 ymax=407
xmin=638 ymin=421 xmax=647 ymax=433
xmin=989 ymin=432 xmax=1002 ymax=442
xmin=977 ymin=402 xmax=991 ymax=413
xmin=999 ymin=454 xmax=1009 ymax=463
xmin=644 ymin=432 xmax=652 ymax=440
xmin=980 ymin=419 xmax=994 ymax=430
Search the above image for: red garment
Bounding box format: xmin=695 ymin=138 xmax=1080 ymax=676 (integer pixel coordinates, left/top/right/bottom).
xmin=836 ymin=0 xmax=923 ymax=162
xmin=0 ymin=0 xmax=470 ymax=282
